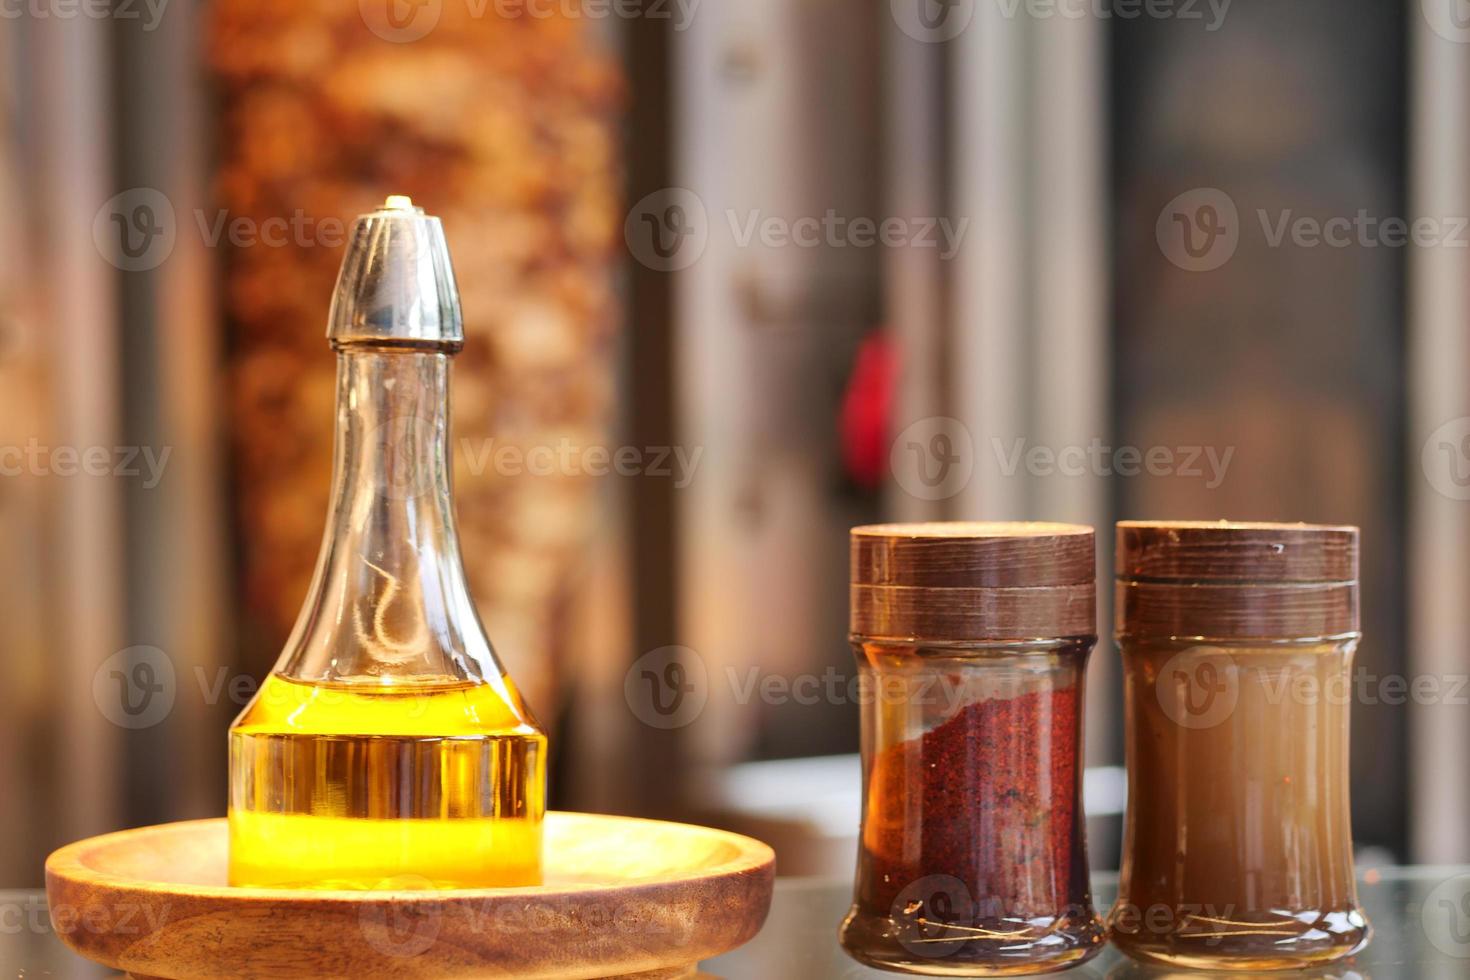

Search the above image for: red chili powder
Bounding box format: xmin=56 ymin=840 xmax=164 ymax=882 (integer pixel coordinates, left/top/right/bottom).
xmin=859 ymin=685 xmax=1082 ymax=920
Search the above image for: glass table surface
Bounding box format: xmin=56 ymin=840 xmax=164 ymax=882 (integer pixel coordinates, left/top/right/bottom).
xmin=704 ymin=870 xmax=1470 ymax=980
xmin=6 ymin=869 xmax=1470 ymax=978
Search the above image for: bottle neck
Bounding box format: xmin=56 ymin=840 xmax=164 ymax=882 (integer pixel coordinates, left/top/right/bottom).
xmin=276 ymin=348 xmax=499 ymax=684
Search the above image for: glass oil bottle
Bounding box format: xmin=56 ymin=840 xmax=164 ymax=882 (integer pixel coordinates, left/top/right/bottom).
xmin=228 ymin=197 xmax=546 ymax=889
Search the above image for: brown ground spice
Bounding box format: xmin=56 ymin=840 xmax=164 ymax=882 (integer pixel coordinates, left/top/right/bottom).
xmin=859 ymin=686 xmax=1083 ymax=919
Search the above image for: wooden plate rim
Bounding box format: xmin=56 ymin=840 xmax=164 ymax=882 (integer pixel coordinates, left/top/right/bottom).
xmin=45 ymin=812 xmax=777 ymax=902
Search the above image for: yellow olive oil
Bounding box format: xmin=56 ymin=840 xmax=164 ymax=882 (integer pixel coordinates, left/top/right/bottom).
xmin=228 ymin=673 xmax=545 ymax=889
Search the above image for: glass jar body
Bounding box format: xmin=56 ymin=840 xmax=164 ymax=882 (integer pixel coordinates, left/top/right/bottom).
xmin=1110 ymin=636 xmax=1371 ymax=969
xmin=839 ymin=637 xmax=1104 ymax=976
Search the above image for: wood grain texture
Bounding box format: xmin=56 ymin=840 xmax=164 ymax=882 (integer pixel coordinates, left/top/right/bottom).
xmin=849 ymin=522 xmax=1097 ymax=641
xmin=1115 ymin=521 xmax=1360 ymax=639
xmin=46 ymin=814 xmax=774 ymax=980
xmin=851 ymin=522 xmax=1096 ymax=588
xmin=1115 ymin=521 xmax=1359 ymax=582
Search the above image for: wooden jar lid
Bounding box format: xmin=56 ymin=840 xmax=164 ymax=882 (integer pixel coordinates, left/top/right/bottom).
xmin=850 ymin=522 xmax=1097 ymax=642
xmin=1115 ymin=521 xmax=1360 ymax=640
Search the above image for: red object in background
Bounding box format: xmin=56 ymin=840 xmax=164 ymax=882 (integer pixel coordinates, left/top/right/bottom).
xmin=840 ymin=331 xmax=896 ymax=490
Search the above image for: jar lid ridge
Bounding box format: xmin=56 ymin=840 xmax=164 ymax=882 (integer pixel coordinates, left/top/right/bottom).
xmin=850 ymin=522 xmax=1097 ymax=641
xmin=1115 ymin=521 xmax=1360 ymax=640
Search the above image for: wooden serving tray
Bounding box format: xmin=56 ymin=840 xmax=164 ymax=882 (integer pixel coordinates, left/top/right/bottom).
xmin=45 ymin=813 xmax=775 ymax=980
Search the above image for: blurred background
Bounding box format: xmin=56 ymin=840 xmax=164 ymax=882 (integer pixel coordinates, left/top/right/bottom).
xmin=2 ymin=0 xmax=1470 ymax=898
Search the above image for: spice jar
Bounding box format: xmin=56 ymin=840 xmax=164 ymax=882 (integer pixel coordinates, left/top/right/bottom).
xmin=1110 ymin=521 xmax=1371 ymax=970
xmin=839 ymin=523 xmax=1105 ymax=975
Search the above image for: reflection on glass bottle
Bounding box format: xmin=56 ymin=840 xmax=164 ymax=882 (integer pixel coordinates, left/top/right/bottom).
xmin=228 ymin=198 xmax=546 ymax=889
